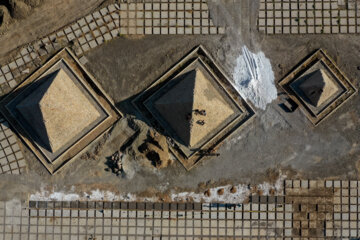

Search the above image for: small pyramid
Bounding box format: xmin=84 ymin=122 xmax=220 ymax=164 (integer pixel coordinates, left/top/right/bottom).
xmin=298 ymin=69 xmax=339 ymax=107
xmin=16 ymin=69 xmax=101 ymax=153
xmin=154 ymin=68 xmax=235 ymax=147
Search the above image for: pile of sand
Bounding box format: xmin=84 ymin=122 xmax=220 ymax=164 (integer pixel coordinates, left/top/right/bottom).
xmin=137 ymin=130 xmax=172 ymax=169
xmin=298 ymin=69 xmax=338 ymax=107
xmin=0 ymin=0 xmax=42 ymax=33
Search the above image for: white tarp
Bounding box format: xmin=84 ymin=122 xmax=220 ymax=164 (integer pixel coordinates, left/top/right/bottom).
xmin=233 ymin=46 xmax=277 ymax=110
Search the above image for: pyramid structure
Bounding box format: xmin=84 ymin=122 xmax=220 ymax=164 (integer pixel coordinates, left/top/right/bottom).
xmin=154 ymin=68 xmax=236 ymax=147
xmin=16 ymin=69 xmax=102 ymax=153
xmin=298 ymin=69 xmax=339 ymax=107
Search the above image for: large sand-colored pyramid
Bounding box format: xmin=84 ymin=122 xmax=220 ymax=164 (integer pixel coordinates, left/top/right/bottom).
xmin=154 ymin=69 xmax=235 ymax=147
xmin=16 ymin=69 xmax=101 ymax=153
xmin=299 ymin=69 xmax=339 ymax=107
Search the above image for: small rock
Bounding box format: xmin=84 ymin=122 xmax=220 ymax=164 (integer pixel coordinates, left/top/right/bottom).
xmin=45 ymin=44 xmax=53 ymax=53
xmin=33 ymin=57 xmax=42 ymax=67
xmin=116 ymin=161 xmax=122 ymax=169
xmin=21 ymin=68 xmax=30 ymax=74
xmin=13 ymin=69 xmax=20 ymax=78
xmin=38 ymin=48 xmax=47 ymax=56
xmin=79 ymin=56 xmax=89 ymax=65
xmin=204 ymin=189 xmax=211 ymax=197
xmin=217 ymin=188 xmax=224 ymax=195
xmin=50 ymin=35 xmax=57 ymax=43
xmin=269 ymin=188 xmax=276 ymax=195
xmin=283 ymin=100 xmax=293 ymax=111
xmin=52 ymin=42 xmax=61 ymax=50
xmin=33 ymin=43 xmax=40 ymax=51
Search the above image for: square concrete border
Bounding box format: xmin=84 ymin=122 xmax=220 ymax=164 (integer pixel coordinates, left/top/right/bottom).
xmin=279 ymin=49 xmax=357 ymax=126
xmin=0 ymin=48 xmax=122 ymax=174
xmin=132 ymin=45 xmax=255 ymax=170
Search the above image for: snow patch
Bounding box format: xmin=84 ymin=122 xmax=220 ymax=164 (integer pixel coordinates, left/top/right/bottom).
xmin=233 ymin=46 xmax=277 ymax=110
xmin=171 ymin=184 xmax=249 ymax=203
xmin=29 ymin=188 xmax=158 ymax=202
xmin=30 ymin=189 xmax=80 ymax=201
xmin=171 ymin=173 xmax=285 ymax=203
xmin=29 ymin=174 xmax=286 ymax=204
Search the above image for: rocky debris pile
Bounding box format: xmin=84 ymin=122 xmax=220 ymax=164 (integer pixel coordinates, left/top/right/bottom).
xmin=138 ymin=130 xmax=172 ymax=169
xmin=105 ymin=150 xmax=124 ymax=176
xmin=217 ymin=188 xmax=224 ymax=195
xmin=104 ymin=120 xmax=172 ymax=174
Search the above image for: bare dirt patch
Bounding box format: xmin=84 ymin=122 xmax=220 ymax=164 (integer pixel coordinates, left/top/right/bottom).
xmin=286 ymin=187 xmax=334 ymax=238
xmin=0 ymin=0 xmax=106 ymax=61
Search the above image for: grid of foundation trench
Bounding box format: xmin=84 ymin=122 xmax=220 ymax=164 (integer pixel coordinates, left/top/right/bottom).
xmin=0 ymin=180 xmax=359 ymax=239
xmin=0 ymin=118 xmax=26 ymax=174
xmin=0 ymin=0 xmax=225 ymax=97
xmin=258 ymin=0 xmax=360 ymax=34
xmin=1 ymin=199 xmax=294 ymax=239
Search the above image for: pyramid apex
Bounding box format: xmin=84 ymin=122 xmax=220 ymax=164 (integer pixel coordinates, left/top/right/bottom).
xmin=299 ymin=69 xmax=339 ymax=107
xmin=154 ymin=67 xmax=236 ymax=148
xmin=15 ymin=68 xmax=102 ymax=153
